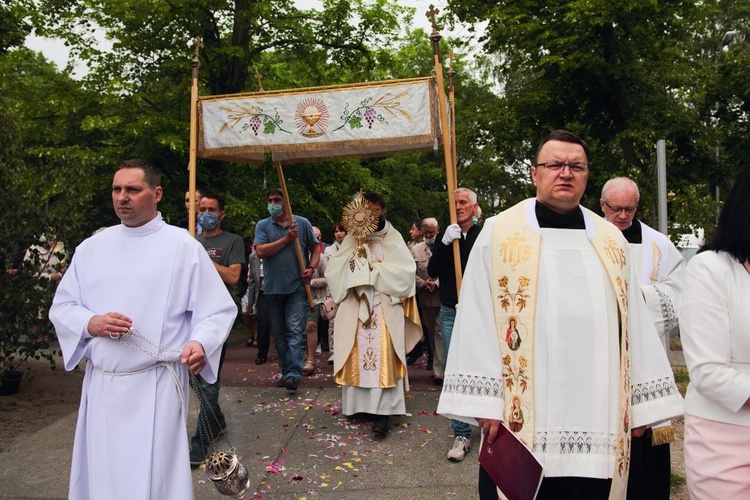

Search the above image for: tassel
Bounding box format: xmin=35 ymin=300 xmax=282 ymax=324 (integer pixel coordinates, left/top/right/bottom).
xmin=651 ymin=425 xmax=675 ymax=446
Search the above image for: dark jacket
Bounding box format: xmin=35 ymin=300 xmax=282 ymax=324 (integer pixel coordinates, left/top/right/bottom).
xmin=427 ymin=224 xmax=482 ymax=308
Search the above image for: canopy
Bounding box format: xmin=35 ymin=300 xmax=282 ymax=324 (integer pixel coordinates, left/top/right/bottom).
xmin=197 ymin=77 xmax=441 ymax=164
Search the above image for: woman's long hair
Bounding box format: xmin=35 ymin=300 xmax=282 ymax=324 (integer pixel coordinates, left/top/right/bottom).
xmin=699 ymin=166 xmax=750 ymax=262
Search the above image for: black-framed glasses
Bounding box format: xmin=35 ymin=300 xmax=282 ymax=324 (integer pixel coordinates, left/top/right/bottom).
xmin=602 ymin=200 xmax=638 ymax=215
xmin=535 ymin=161 xmax=589 ymax=173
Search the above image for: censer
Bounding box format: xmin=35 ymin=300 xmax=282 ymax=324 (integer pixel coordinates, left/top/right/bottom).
xmin=204 ymin=449 xmax=251 ymax=497
xmin=189 ymin=372 xmax=251 ymax=499
xmin=115 ymin=328 xmax=251 ymax=498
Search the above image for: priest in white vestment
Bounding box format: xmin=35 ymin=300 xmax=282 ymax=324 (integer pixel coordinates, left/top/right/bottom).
xmin=327 ymin=192 xmax=422 ymax=439
xmin=49 ymin=160 xmax=237 ymax=500
xmin=600 ymin=176 xmax=685 ymax=499
xmin=437 ymin=131 xmax=683 ymax=499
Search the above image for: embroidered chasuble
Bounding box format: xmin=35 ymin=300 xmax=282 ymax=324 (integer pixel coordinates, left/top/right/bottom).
xmin=437 ymin=199 xmax=683 ymax=499
xmin=327 ymin=222 xmax=422 ymax=414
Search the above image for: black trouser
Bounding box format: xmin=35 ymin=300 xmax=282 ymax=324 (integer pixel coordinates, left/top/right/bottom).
xmin=626 ymin=429 xmax=671 ymax=500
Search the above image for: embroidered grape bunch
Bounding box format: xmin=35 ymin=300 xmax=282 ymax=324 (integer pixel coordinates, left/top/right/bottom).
xmin=363 ymin=108 xmax=376 ymax=128
xmin=249 ymin=116 xmax=262 ymax=135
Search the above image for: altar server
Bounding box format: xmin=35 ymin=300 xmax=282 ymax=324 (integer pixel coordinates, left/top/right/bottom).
xmin=50 ymin=159 xmax=236 ymax=500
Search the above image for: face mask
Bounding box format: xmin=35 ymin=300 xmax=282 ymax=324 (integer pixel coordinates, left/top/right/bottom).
xmin=267 ymin=204 xmax=283 ymax=218
xmin=198 ymin=212 xmax=219 ymax=231
xmin=424 ymin=236 xmax=436 ymax=246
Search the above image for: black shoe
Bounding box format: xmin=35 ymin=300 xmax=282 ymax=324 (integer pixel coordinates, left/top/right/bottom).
xmin=372 ymin=415 xmax=389 ymax=440
xmin=276 ymin=377 xmax=287 ymax=387
xmin=406 ymin=352 xmax=421 ymax=366
xmin=255 ymin=356 xmax=267 ymax=365
xmin=284 ymin=377 xmax=298 ymax=393
xmin=432 ymin=376 xmax=444 ymax=386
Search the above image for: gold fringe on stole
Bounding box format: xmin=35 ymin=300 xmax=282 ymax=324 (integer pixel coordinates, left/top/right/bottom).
xmin=651 ymin=425 xmax=675 ymax=446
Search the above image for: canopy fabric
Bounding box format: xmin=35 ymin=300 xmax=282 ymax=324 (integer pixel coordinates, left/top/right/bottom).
xmin=197 ymin=77 xmax=440 ymax=164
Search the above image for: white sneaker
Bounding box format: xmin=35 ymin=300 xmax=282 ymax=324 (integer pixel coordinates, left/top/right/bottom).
xmin=315 ymin=344 xmax=322 ymax=355
xmin=447 ymin=435 xmax=470 ymax=462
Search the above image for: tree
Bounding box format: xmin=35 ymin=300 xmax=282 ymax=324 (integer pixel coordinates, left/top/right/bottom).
xmin=445 ymin=0 xmax=748 ymax=240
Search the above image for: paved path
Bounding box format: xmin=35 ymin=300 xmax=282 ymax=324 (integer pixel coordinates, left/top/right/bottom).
xmin=0 ymin=331 xmax=478 ymax=499
xmin=0 ymin=329 xmax=686 ymax=499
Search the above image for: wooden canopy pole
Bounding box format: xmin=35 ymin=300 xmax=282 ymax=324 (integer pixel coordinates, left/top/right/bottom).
xmin=427 ymin=6 xmax=462 ymax=295
xmin=448 ymin=50 xmax=458 ymax=189
xmin=188 ymin=36 xmax=202 ymax=237
xmin=274 ymin=162 xmax=315 ymax=310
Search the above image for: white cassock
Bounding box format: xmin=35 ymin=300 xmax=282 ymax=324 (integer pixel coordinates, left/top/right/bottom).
xmin=438 ymin=206 xmax=683 ymax=479
xmin=630 ymin=221 xmax=686 ymax=352
xmin=49 ymin=214 xmax=236 ymax=500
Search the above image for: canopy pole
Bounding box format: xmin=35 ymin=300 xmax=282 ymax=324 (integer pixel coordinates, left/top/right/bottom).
xmin=427 ymin=6 xmax=462 ymax=294
xmin=188 ymin=36 xmax=202 ymax=236
xmin=274 ymin=162 xmax=315 ymax=310
xmin=448 ymin=50 xmax=458 ymax=189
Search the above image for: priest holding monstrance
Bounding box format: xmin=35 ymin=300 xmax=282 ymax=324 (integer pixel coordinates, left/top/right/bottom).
xmin=437 ymin=131 xmax=684 ymax=499
xmin=49 ymin=159 xmax=237 ymax=499
xmin=326 ymin=192 xmax=422 ymax=440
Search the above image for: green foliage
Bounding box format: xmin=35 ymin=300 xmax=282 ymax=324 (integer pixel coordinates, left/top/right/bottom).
xmin=446 ymin=0 xmax=749 ymax=233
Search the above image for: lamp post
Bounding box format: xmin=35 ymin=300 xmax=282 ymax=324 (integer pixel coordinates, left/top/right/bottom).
xmin=713 ymin=30 xmax=740 ymax=225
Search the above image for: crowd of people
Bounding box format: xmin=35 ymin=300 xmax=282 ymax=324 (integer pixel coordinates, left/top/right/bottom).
xmin=34 ymin=129 xmax=750 ymax=499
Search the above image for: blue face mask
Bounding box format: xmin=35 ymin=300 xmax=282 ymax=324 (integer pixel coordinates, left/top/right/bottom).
xmin=267 ymin=204 xmax=283 ymax=218
xmin=198 ymin=212 xmax=219 ymax=231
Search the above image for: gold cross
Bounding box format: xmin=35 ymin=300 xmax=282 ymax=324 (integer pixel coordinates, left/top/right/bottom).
xmin=192 ymin=36 xmax=203 ymax=59
xmin=426 ymin=4 xmax=440 ymax=32
xmin=254 ymin=69 xmax=264 ymax=91
xmin=447 ymin=50 xmax=456 ymax=69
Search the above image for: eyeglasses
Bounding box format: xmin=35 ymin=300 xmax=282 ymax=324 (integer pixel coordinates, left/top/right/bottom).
xmin=602 ymin=200 xmax=637 ymax=215
xmin=535 ymin=162 xmax=589 ymax=174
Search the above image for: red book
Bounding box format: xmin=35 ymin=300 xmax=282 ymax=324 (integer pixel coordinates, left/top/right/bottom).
xmin=478 ymin=423 xmax=544 ymax=500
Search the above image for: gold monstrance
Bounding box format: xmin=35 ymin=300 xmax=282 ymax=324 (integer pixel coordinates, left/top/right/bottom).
xmin=341 ymin=192 xmax=379 ymax=269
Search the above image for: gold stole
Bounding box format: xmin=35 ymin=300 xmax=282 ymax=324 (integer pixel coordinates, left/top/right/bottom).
xmin=491 ymin=200 xmax=632 ymax=498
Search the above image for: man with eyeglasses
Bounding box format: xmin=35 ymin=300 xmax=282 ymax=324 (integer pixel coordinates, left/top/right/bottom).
xmin=601 ymin=176 xmax=685 ymax=500
xmin=438 ymin=130 xmax=683 ymax=499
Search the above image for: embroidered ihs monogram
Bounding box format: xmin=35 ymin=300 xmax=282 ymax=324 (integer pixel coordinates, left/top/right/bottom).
xmin=500 ymin=233 xmax=532 ymax=272
xmin=603 ymin=238 xmax=627 ymax=269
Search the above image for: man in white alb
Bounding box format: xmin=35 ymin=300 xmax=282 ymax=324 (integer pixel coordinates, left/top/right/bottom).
xmin=437 ymin=131 xmax=683 ymax=499
xmin=601 ymin=176 xmax=685 ymax=499
xmin=49 ymin=159 xmax=237 ymax=499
